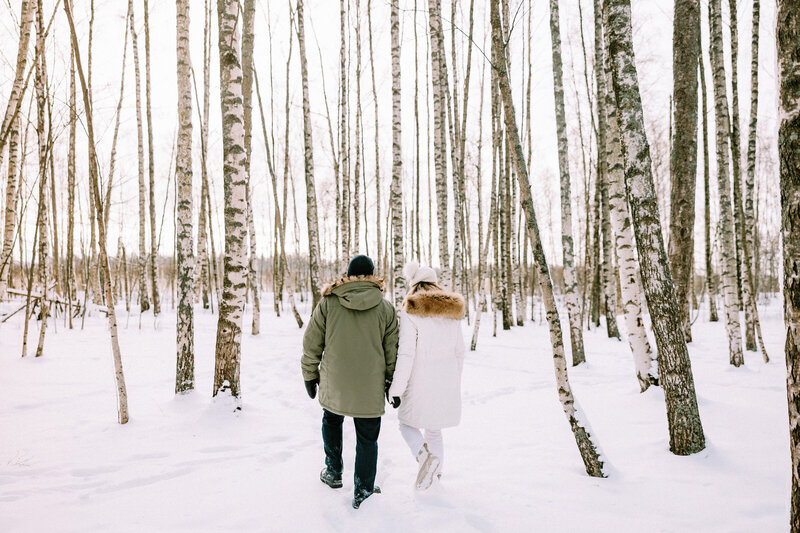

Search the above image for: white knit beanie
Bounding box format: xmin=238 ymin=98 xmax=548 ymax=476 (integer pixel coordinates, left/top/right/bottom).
xmin=402 ymin=261 xmax=438 ymax=287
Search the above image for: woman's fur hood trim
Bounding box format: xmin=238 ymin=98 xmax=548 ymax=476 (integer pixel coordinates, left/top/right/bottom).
xmin=403 ymin=291 xmax=466 ymax=320
xmin=321 ymin=275 xmax=385 ymax=297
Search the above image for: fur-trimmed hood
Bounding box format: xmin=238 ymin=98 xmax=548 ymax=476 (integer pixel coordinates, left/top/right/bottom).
xmin=403 ymin=290 xmax=466 ymax=320
xmin=321 ymin=275 xmax=385 ymax=297
xmin=321 ymin=275 xmax=386 ymax=311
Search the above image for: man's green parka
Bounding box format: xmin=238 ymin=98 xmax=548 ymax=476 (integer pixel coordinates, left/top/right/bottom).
xmin=301 ymin=276 xmax=399 ymax=418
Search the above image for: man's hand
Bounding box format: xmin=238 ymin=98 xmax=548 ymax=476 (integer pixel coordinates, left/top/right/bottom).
xmin=390 ymin=396 xmax=401 ymax=409
xmin=304 ymin=378 xmax=319 ymax=399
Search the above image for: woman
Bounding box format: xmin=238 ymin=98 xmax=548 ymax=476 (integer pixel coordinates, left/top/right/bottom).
xmin=387 ymin=262 xmax=466 ymax=490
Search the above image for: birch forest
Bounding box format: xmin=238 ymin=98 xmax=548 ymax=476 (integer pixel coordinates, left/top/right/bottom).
xmin=1 ymin=0 xmax=799 ymax=529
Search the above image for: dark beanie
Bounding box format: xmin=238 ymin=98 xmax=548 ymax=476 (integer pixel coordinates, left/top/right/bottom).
xmin=347 ymin=255 xmax=375 ymax=277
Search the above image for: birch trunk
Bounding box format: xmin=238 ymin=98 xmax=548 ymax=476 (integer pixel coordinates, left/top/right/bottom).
xmin=254 ymin=72 xmax=303 ymax=328
xmin=143 ymin=0 xmax=160 ymax=315
xmin=34 ymin=0 xmax=49 ymax=358
xmin=606 ymin=0 xmax=705 ymax=455
xmin=66 ymin=46 xmax=75 ymax=321
xmin=699 ymin=41 xmax=719 ymax=322
xmin=667 ymin=0 xmax=700 ymax=343
xmin=353 ymin=0 xmax=362 ymax=256
xmin=728 ymin=0 xmax=753 ymax=350
xmin=492 ymin=0 xmax=604 ymax=477
xmin=212 ymin=0 xmax=249 ymax=401
xmin=549 ymin=0 xmax=586 ymax=363
xmin=129 ymin=1 xmax=150 ymax=312
xmin=295 ymin=0 xmax=322 ymax=308
xmin=390 ymin=0 xmax=405 ymax=305
xmin=745 ymin=0 xmax=760 ymax=319
xmin=428 ymin=0 xmax=451 ymax=288
xmin=64 ymin=0 xmax=129 ymax=423
xmin=175 ymin=0 xmax=195 ymax=393
xmin=0 ymin=119 xmax=19 ymax=296
xmin=196 ymin=0 xmax=212 ymax=310
xmin=600 ymin=17 xmax=657 ymax=392
xmin=743 ymin=0 xmax=768 ymax=363
xmin=241 ymin=0 xmax=259 ymax=335
xmin=0 ymin=0 xmax=34 ymax=154
xmin=778 ymin=3 xmax=800 ymax=528
xmin=367 ymin=0 xmax=381 ymax=275
xmin=708 ymin=0 xmax=744 ymax=366
xmin=339 ymin=0 xmax=349 ymax=265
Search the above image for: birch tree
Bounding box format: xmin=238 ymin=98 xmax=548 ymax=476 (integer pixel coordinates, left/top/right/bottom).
xmin=129 ymin=0 xmax=150 ymax=312
xmin=708 ymin=0 xmax=744 ymax=366
xmin=699 ymin=42 xmax=719 ymax=322
xmin=606 ymin=0 xmax=705 ymax=455
xmin=667 ymin=0 xmax=699 ymax=342
xmin=778 ymin=0 xmax=800 ymax=527
xmin=549 ymin=0 xmax=586 ymax=364
xmin=33 ymin=0 xmax=49 ymax=358
xmin=295 ymin=0 xmax=322 ymax=308
xmin=428 ymin=0 xmax=451 ymax=288
xmin=212 ymin=0 xmax=249 ymax=401
xmin=175 ymin=0 xmax=195 ymax=393
xmin=241 ymin=0 xmax=260 ymax=335
xmin=64 ymin=0 xmax=129 ymax=423
xmin=390 ymin=0 xmax=404 ymax=304
xmin=599 ymin=12 xmax=657 ymax=391
xmin=143 ymin=0 xmax=160 ymax=315
xmin=0 ymin=119 xmax=19 ymax=296
xmin=0 ymin=0 xmax=34 ymax=155
xmin=492 ymin=0 xmax=604 ymax=477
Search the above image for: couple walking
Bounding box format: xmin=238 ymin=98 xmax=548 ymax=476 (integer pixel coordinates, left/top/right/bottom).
xmin=301 ymin=255 xmax=466 ymax=509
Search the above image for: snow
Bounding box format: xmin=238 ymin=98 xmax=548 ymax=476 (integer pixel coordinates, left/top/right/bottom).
xmin=0 ymin=296 xmax=790 ymax=532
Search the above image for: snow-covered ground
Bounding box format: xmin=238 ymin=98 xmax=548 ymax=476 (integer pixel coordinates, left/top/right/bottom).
xmin=0 ymin=296 xmax=790 ymax=532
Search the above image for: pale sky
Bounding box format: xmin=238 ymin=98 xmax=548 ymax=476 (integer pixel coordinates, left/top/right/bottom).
xmin=0 ymin=0 xmax=781 ymax=274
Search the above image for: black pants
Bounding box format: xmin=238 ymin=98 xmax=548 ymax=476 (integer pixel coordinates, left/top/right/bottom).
xmin=322 ymin=409 xmax=381 ymax=494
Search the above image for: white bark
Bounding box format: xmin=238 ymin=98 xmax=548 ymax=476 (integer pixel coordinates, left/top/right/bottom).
xmin=708 ymin=0 xmax=744 ymax=366
xmin=175 ymin=0 xmax=195 ymax=393
xmin=213 ymin=0 xmax=249 ymax=401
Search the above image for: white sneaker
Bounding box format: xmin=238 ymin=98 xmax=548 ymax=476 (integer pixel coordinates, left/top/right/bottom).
xmin=415 ymin=443 xmax=441 ymax=490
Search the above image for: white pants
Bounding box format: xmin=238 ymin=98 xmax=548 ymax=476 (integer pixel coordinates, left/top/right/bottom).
xmin=399 ymin=423 xmax=444 ymax=473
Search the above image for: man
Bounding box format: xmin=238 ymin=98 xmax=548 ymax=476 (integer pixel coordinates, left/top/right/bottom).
xmin=301 ymin=255 xmax=399 ymax=509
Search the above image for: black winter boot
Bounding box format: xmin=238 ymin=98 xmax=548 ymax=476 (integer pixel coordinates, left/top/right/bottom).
xmin=320 ymin=467 xmax=343 ymax=489
xmin=352 ymin=486 xmax=381 ymax=509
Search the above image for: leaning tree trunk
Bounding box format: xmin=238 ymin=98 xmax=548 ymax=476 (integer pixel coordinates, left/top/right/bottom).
xmin=389 ymin=0 xmax=404 ymax=305
xmin=492 ymin=0 xmax=604 ymax=477
xmin=175 ymin=0 xmax=195 ymax=394
xmin=778 ymin=2 xmax=800 ymax=529
xmin=295 ymin=0 xmax=322 ymax=308
xmin=599 ymin=16 xmax=657 ymax=391
xmin=549 ymin=0 xmax=586 ymax=364
xmin=241 ymin=0 xmax=260 ymax=335
xmin=606 ymin=0 xmax=705 ymax=455
xmin=708 ymin=0 xmax=744 ymax=366
xmin=0 ymin=0 xmax=35 ymax=155
xmin=64 ymin=0 xmax=129 ymax=424
xmin=143 ymin=0 xmax=160 ymax=315
xmin=699 ymin=41 xmax=719 ymax=322
xmin=667 ymin=0 xmax=700 ymax=343
xmin=129 ymin=0 xmax=150 ymax=313
xmin=212 ymin=0 xmax=249 ymax=402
